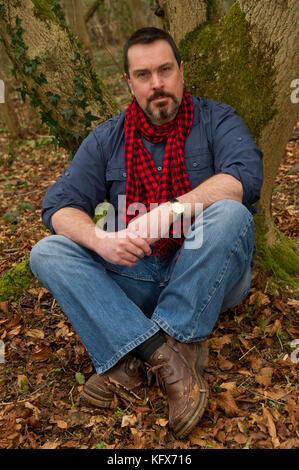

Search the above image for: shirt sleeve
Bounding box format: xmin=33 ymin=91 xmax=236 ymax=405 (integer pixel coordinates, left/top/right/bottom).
xmin=42 ymin=128 xmax=107 ymax=233
xmin=211 ymin=102 xmax=263 ymax=209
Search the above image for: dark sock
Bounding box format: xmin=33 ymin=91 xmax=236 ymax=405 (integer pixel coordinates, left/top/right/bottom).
xmin=134 ymin=330 xmax=166 ymax=362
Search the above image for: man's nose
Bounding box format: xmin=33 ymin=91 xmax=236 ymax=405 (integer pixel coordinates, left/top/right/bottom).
xmin=151 ymin=72 xmax=163 ymax=89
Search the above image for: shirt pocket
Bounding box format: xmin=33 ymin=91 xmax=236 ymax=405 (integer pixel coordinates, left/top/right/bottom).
xmin=105 ymin=167 xmax=127 ymax=208
xmin=184 ymin=148 xmax=214 ymax=189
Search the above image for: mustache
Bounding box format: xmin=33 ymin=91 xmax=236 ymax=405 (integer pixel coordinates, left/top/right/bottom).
xmin=148 ymin=91 xmax=175 ymax=102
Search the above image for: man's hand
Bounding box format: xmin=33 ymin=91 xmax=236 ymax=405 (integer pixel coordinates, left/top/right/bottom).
xmin=52 ymin=207 xmax=152 ymax=267
xmin=95 ymin=228 xmax=152 ymax=266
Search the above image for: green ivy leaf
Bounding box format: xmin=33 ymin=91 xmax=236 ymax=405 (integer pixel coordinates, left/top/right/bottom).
xmin=68 ymin=96 xmax=77 ymax=105
xmin=17 ymin=202 xmax=35 ymax=212
xmin=61 ymin=108 xmax=75 ymax=122
xmin=47 ymin=92 xmax=60 ymax=106
xmin=84 ymin=111 xmax=99 ymax=127
xmin=34 ymin=73 xmax=47 ymax=85
xmin=4 ymin=210 xmax=20 ymax=224
xmin=75 ymin=372 xmax=85 ymax=385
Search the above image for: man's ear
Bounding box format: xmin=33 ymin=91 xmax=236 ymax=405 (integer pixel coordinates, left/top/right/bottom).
xmin=124 ymin=73 xmax=134 ymax=96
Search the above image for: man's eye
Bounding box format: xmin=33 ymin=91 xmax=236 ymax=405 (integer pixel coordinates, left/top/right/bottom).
xmin=138 ymin=71 xmax=149 ymax=79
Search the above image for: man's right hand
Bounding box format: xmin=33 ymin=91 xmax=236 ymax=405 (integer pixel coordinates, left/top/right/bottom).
xmin=51 ymin=207 xmax=152 ymax=267
xmin=94 ymin=228 xmax=152 ymax=266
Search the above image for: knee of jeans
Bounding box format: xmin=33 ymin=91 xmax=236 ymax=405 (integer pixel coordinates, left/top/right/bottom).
xmin=204 ymin=199 xmax=252 ymax=232
xmin=30 ymin=235 xmax=60 ymax=272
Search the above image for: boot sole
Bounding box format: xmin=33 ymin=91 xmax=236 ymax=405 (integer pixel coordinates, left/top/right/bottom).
xmin=172 ymin=373 xmax=209 ymax=439
xmin=81 ymin=389 xmax=112 ymax=408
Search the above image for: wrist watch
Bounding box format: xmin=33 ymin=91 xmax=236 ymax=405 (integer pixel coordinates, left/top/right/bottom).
xmin=169 ymin=197 xmax=185 ymax=215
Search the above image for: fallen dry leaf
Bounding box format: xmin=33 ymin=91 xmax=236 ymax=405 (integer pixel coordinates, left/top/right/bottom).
xmin=280 ymin=438 xmax=299 ymax=449
xmin=234 ymin=431 xmax=248 ymax=444
xmin=155 ymin=418 xmax=168 ymax=427
xmin=219 ymin=381 xmax=237 ymax=391
xmin=121 ymin=414 xmax=137 ymax=427
xmin=262 ymin=406 xmax=278 ymax=441
xmin=287 ymin=298 xmax=299 ymax=308
xmin=0 ymin=301 xmax=9 ymax=315
xmin=55 ymin=420 xmax=68 ymax=429
xmin=216 ymin=391 xmax=246 ymax=417
xmin=40 ymin=441 xmax=61 ymax=449
xmin=208 ymin=335 xmax=232 ymax=352
xmin=25 ymin=328 xmax=45 ymax=339
xmin=217 ymin=356 xmax=234 ymax=371
xmin=248 ymin=291 xmax=270 ymax=308
xmin=255 ymin=367 xmax=273 ymax=387
xmin=7 ymin=325 xmax=22 ymax=338
xmin=31 ymin=345 xmax=51 ymax=362
xmin=268 ymin=319 xmax=282 ymax=337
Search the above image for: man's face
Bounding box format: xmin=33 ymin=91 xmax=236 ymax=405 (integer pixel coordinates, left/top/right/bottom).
xmin=125 ymin=40 xmax=184 ymax=125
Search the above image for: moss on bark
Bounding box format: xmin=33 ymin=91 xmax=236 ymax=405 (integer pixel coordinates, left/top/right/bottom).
xmin=179 ymin=2 xmax=277 ymax=140
xmin=254 ymin=209 xmax=299 ymax=291
xmin=179 ymin=2 xmax=297 ymax=290
xmin=0 ymin=259 xmax=34 ymax=302
xmin=31 ymin=0 xmax=61 ymax=25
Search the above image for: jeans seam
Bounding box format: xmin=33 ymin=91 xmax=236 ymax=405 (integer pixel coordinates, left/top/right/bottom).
xmin=104 ymin=267 xmax=156 ymax=282
xmin=192 ymin=214 xmax=253 ymax=326
xmin=153 ymin=212 xmax=254 ymax=342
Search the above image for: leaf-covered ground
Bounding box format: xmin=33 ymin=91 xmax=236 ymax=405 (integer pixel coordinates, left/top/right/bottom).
xmin=0 ymin=47 xmax=298 ymax=450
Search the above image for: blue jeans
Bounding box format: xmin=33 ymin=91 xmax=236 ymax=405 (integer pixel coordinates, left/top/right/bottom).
xmin=30 ymin=200 xmax=254 ymax=375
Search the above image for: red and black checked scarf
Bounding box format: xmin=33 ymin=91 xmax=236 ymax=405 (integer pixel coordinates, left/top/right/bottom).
xmin=123 ymin=90 xmax=194 ymax=261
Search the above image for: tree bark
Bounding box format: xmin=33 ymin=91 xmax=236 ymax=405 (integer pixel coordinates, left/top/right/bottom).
xmin=63 ymin=0 xmax=94 ymax=62
xmin=238 ymin=0 xmax=299 ymax=245
xmin=163 ymin=0 xmax=299 ymax=285
xmin=0 ymin=0 xmax=120 ymax=156
xmin=0 ymin=75 xmax=23 ymax=139
xmin=0 ymin=47 xmax=23 ymax=138
xmin=84 ymin=0 xmax=103 ymax=23
xmin=129 ymin=0 xmax=147 ymax=31
xmin=158 ymin=0 xmax=207 ymax=43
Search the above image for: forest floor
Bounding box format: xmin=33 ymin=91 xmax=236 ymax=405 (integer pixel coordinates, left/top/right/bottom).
xmin=0 ymin=46 xmax=298 ymax=450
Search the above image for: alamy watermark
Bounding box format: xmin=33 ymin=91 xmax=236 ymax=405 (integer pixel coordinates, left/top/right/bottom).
xmin=290 ymin=79 xmax=299 ymax=103
xmin=94 ymin=197 xmax=204 ymax=249
xmin=290 ymin=339 xmax=299 ymax=364
xmin=0 ymin=79 xmax=4 ymax=104
xmin=0 ymin=340 xmax=4 ymax=364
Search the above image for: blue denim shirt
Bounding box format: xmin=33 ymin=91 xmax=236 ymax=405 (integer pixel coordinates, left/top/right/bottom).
xmin=42 ymin=96 xmax=263 ymax=233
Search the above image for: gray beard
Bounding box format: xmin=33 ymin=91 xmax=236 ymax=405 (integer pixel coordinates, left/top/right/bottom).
xmin=145 ymin=97 xmax=180 ymax=124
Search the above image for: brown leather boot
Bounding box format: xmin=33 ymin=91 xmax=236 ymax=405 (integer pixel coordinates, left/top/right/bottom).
xmin=147 ymin=338 xmax=209 ymax=438
xmin=82 ymin=355 xmax=145 ymax=408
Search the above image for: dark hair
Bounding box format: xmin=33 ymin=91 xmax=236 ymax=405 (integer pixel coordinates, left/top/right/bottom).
xmin=123 ymin=27 xmax=181 ymax=77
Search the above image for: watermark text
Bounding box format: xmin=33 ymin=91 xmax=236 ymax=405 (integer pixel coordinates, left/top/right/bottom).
xmin=0 ymin=80 xmax=4 ymax=104
xmin=290 ymin=79 xmax=299 ymax=103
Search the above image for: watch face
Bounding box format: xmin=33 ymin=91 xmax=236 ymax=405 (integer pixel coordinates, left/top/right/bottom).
xmin=172 ymin=202 xmax=184 ymax=214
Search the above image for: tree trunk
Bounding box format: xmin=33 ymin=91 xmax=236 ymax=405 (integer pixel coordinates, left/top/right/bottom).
xmin=129 ymin=0 xmax=147 ymax=32
xmin=0 ymin=75 xmax=23 ymax=139
xmin=0 ymin=46 xmax=23 ymax=138
xmin=163 ymin=0 xmax=299 ymax=287
xmin=0 ymin=0 xmax=120 ymax=157
xmin=84 ymin=0 xmax=103 ymax=24
xmin=238 ymin=0 xmax=298 ymax=245
xmin=158 ymin=0 xmax=207 ymax=43
xmin=63 ymin=0 xmax=94 ymax=62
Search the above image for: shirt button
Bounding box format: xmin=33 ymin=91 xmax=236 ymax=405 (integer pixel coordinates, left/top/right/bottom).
xmin=193 ymin=162 xmax=198 ymax=167
xmin=122 ymin=172 xmax=127 ymax=177
xmin=157 ymin=166 xmax=162 ymax=171
xmin=237 ymin=137 xmax=242 ymax=141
